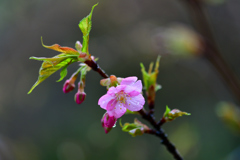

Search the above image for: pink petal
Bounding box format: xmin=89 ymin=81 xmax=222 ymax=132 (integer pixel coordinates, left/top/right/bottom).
xmin=125 ymin=94 xmax=145 ymax=111
xmin=120 ymin=76 xmax=137 ymax=86
xmin=107 ymin=102 xmax=127 ymax=118
xmin=107 ymin=86 xmax=117 ymax=96
xmin=98 ymin=94 xmax=113 ymax=109
xmin=124 ymin=86 xmax=140 ymax=96
xmin=131 ymin=80 xmax=143 ymax=92
xmin=128 ymin=90 xmax=140 ymax=97
xmin=115 ymin=85 xmax=127 ymax=93
xmin=106 ymin=98 xmax=118 ymax=111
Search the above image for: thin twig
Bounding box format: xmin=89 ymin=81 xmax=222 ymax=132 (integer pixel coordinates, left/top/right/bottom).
xmin=157 ymin=117 xmax=166 ymax=127
xmin=139 ymin=109 xmax=183 ymax=160
xmin=85 ymin=59 xmax=109 ymax=78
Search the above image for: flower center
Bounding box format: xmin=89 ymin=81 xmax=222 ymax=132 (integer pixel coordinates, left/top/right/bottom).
xmin=116 ymin=91 xmax=127 ymax=104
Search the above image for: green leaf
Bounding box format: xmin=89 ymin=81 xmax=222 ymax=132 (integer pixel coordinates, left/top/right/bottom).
xmin=140 ymin=56 xmax=161 ymax=91
xmin=79 ymin=3 xmax=98 ymax=54
xmin=164 ymin=107 xmax=191 ymax=122
xmin=28 ymin=54 xmax=78 ymax=94
xmin=140 ymin=63 xmax=150 ymax=90
xmin=122 ymin=123 xmax=138 ymax=132
xmin=121 ymin=118 xmax=149 ymax=137
xmin=128 ymin=128 xmax=144 ymax=137
xmin=56 ymin=64 xmax=68 ymax=82
xmin=164 ymin=106 xmax=171 ymax=117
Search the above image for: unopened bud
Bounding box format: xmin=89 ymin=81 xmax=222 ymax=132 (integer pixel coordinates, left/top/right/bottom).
xmin=75 ymin=41 xmax=82 ymax=52
xmin=74 ymin=91 xmax=86 ymax=104
xmin=101 ymin=112 xmax=117 ymax=134
xmin=163 ymin=106 xmax=190 ymax=122
xmin=63 ymin=80 xmax=75 ymax=93
xmin=100 ymin=75 xmax=123 ymax=89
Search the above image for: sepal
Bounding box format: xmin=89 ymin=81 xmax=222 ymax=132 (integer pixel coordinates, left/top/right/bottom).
xmin=100 ymin=75 xmax=123 ymax=89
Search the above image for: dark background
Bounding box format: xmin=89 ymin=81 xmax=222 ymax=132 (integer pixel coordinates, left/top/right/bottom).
xmin=0 ymin=0 xmax=240 ymax=159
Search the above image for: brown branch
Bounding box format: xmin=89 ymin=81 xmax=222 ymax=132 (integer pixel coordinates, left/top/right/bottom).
xmin=139 ymin=109 xmax=183 ymax=160
xmin=85 ymin=59 xmax=109 ymax=78
xmin=157 ymin=117 xmax=166 ymax=127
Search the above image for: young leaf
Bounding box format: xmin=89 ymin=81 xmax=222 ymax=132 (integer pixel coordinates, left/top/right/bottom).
xmin=56 ymin=64 xmax=68 ymax=82
xmin=41 ymin=37 xmax=79 ymax=55
xmin=78 ymin=3 xmax=98 ymax=54
xmin=164 ymin=106 xmax=171 ymax=117
xmin=140 ymin=56 xmax=161 ymax=91
xmin=28 ymin=54 xmax=78 ymax=94
xmin=163 ymin=106 xmax=191 ymax=122
xmin=140 ymin=63 xmax=150 ymax=90
xmin=121 ymin=118 xmax=149 ymax=137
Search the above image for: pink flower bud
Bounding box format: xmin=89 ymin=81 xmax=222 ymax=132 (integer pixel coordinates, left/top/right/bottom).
xmin=75 ymin=41 xmax=82 ymax=51
xmin=100 ymin=75 xmax=123 ymax=89
xmin=63 ymin=80 xmax=75 ymax=93
xmin=101 ymin=112 xmax=117 ymax=134
xmin=74 ymin=91 xmax=86 ymax=104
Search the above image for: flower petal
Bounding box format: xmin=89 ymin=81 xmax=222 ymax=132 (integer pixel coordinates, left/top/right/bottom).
xmin=107 ymin=102 xmax=127 ymax=118
xmin=120 ymin=76 xmax=137 ymax=86
xmin=106 ymin=98 xmax=118 ymax=111
xmin=98 ymin=94 xmax=113 ymax=109
xmin=131 ymin=80 xmax=143 ymax=92
xmin=124 ymin=86 xmax=140 ymax=96
xmin=107 ymin=86 xmax=117 ymax=96
xmin=125 ymin=94 xmax=145 ymax=111
xmin=115 ymin=85 xmax=127 ymax=93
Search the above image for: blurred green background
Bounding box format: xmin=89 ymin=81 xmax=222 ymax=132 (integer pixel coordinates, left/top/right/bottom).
xmin=0 ymin=0 xmax=240 ymax=159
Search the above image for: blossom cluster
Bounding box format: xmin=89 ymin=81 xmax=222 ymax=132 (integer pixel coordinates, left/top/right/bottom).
xmin=98 ymin=76 xmax=145 ymax=133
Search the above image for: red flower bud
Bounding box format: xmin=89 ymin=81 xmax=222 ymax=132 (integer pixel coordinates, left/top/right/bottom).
xmin=74 ymin=91 xmax=86 ymax=104
xmin=63 ymin=80 xmax=75 ymax=93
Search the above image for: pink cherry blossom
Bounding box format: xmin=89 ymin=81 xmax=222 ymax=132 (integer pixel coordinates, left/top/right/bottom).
xmin=98 ymin=76 xmax=145 ymax=118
